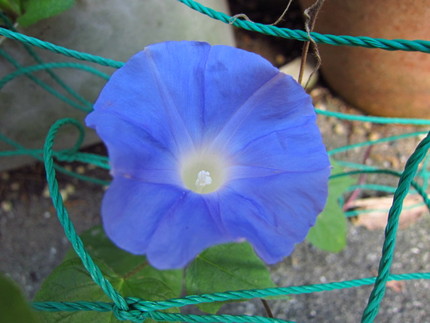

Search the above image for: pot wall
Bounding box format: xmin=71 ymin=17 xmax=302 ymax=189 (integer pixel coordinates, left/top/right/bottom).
xmin=299 ymin=0 xmax=430 ymax=119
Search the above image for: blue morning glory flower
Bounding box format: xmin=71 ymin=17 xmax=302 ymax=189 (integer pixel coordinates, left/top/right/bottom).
xmin=86 ymin=41 xmax=330 ymax=270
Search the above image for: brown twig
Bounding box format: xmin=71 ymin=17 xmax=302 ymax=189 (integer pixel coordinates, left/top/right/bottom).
xmin=261 ymin=299 xmax=274 ymax=318
xmin=299 ymin=0 xmax=325 ymax=88
xmin=270 ymin=0 xmax=294 ymax=26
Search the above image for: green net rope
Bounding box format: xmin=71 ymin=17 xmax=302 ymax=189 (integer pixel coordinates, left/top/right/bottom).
xmin=177 ymin=0 xmax=430 ymax=53
xmin=1 ymin=0 xmax=430 ymax=322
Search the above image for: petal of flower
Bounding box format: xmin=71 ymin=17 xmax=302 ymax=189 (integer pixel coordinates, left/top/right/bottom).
xmin=209 ymin=70 xmax=315 ymax=154
xmin=103 ymin=176 xmax=229 ymax=269
xmin=220 ymin=169 xmax=329 ymax=263
xmin=101 ymin=176 xmax=186 ymax=255
xmin=200 ymin=44 xmax=280 ymax=140
xmin=86 ymin=111 xmax=181 ymax=185
xmin=136 ymin=41 xmax=211 ymax=146
xmin=146 ymin=193 xmax=230 ymax=269
xmin=229 ymin=116 xmax=330 ymax=179
xmin=87 ymin=41 xmax=216 ymax=156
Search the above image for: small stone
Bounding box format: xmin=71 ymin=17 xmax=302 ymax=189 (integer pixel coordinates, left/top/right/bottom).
xmin=60 ymin=189 xmax=69 ymax=201
xmin=76 ymin=166 xmax=85 ymax=174
xmin=333 ymin=123 xmax=346 ymax=135
xmin=275 ymin=54 xmax=286 ymax=66
xmin=353 ymin=126 xmax=366 ymax=136
xmin=65 ymin=184 xmax=75 ymax=195
xmin=315 ymin=101 xmax=327 ymax=111
xmin=1 ymin=172 xmax=10 ymax=180
xmin=10 ymin=182 xmax=20 ymax=191
xmin=1 ymin=201 xmax=13 ymax=212
xmin=410 ymin=247 xmax=420 ymax=254
xmin=362 ymin=122 xmax=372 ymax=130
xmin=42 ymin=186 xmax=50 ymax=198
xmin=368 ymin=132 xmax=380 ymax=141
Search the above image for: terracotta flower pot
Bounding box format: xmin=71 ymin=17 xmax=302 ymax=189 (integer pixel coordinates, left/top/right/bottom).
xmin=299 ymin=0 xmax=430 ymax=118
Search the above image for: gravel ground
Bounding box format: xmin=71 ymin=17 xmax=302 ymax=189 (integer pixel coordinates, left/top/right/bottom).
xmin=221 ymin=217 xmax=430 ymax=323
xmin=1 ymin=1 xmax=429 ymax=322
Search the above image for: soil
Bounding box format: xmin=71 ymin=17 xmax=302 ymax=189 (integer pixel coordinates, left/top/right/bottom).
xmin=1 ymin=1 xmax=429 ymax=322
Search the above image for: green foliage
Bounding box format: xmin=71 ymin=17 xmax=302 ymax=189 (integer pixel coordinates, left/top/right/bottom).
xmin=35 ymin=226 xmax=279 ymax=320
xmin=306 ymin=161 xmax=354 ymax=252
xmin=0 ymin=0 xmax=22 ymax=17
xmin=17 ymin=0 xmax=75 ymax=27
xmin=0 ymin=273 xmax=40 ymax=323
xmin=186 ymin=242 xmax=276 ymax=314
xmin=34 ymin=226 xmax=182 ymax=323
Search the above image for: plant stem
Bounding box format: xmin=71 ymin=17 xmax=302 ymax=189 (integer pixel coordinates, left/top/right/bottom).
xmin=261 ymin=299 xmax=274 ymax=318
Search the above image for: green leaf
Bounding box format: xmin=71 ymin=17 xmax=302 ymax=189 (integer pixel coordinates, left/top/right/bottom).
xmin=306 ymin=160 xmax=355 ymax=252
xmin=185 ymin=242 xmax=276 ymax=314
xmin=0 ymin=273 xmax=40 ymax=323
xmin=34 ymin=226 xmax=183 ymax=323
xmin=0 ymin=0 xmax=22 ymax=17
xmin=17 ymin=0 xmax=75 ymax=27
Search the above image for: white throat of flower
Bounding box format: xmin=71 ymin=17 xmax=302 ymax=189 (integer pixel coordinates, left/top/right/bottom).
xmin=180 ymin=150 xmax=229 ymax=194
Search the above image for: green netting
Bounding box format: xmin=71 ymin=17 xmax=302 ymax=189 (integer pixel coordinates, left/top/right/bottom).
xmin=1 ymin=0 xmax=430 ymax=322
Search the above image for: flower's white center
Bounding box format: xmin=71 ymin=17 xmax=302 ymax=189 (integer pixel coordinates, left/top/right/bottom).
xmin=180 ymin=150 xmax=228 ymax=194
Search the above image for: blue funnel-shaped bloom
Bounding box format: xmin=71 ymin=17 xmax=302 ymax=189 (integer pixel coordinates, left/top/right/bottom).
xmin=86 ymin=41 xmax=330 ymax=270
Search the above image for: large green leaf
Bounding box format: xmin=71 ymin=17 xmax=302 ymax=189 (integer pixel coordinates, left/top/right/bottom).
xmin=17 ymin=0 xmax=75 ymax=27
xmin=64 ymin=226 xmax=182 ymax=294
xmin=306 ymin=160 xmax=355 ymax=252
xmin=34 ymin=226 xmax=183 ymax=323
xmin=185 ymin=242 xmax=276 ymax=314
xmin=0 ymin=273 xmax=40 ymax=323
